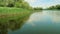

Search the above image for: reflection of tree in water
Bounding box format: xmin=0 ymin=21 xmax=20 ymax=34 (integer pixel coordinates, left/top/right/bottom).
xmin=0 ymin=23 xmax=8 ymax=34
xmin=8 ymin=16 xmax=29 ymax=31
xmin=0 ymin=14 xmax=30 ymax=34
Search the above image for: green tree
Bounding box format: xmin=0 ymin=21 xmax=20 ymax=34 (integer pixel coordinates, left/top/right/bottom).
xmin=47 ymin=4 xmax=60 ymax=10
xmin=56 ymin=5 xmax=60 ymax=9
xmin=0 ymin=0 xmax=33 ymax=10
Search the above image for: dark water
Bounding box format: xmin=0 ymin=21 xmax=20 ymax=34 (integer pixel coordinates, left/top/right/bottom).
xmin=8 ymin=10 xmax=60 ymax=34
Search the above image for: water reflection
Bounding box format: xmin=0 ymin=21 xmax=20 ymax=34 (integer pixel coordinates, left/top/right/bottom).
xmin=47 ymin=10 xmax=60 ymax=23
xmin=28 ymin=10 xmax=60 ymax=23
xmin=0 ymin=12 xmax=30 ymax=34
xmin=8 ymin=10 xmax=60 ymax=34
xmin=26 ymin=10 xmax=60 ymax=34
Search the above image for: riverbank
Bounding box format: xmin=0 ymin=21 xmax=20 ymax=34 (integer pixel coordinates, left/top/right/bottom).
xmin=0 ymin=7 xmax=32 ymax=23
xmin=0 ymin=7 xmax=33 ymax=34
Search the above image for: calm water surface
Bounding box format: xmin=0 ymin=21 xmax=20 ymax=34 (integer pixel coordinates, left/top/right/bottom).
xmin=8 ymin=10 xmax=60 ymax=34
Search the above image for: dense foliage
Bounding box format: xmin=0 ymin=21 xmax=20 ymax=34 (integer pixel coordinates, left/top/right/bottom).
xmin=0 ymin=0 xmax=32 ymax=9
xmin=47 ymin=4 xmax=60 ymax=10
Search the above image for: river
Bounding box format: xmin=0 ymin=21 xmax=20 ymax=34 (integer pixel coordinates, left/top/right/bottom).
xmin=8 ymin=10 xmax=60 ymax=34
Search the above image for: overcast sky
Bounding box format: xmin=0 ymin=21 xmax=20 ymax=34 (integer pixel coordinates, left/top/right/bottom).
xmin=25 ymin=0 xmax=60 ymax=8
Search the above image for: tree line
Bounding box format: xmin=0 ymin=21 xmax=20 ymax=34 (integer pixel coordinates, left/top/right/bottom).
xmin=33 ymin=7 xmax=43 ymax=10
xmin=0 ymin=0 xmax=32 ymax=9
xmin=47 ymin=4 xmax=60 ymax=10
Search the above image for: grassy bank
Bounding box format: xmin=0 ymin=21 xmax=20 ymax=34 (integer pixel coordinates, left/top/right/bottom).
xmin=0 ymin=7 xmax=31 ymax=22
xmin=0 ymin=7 xmax=33 ymax=32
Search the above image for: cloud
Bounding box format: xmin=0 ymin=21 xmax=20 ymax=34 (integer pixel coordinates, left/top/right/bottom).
xmin=24 ymin=0 xmax=60 ymax=8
